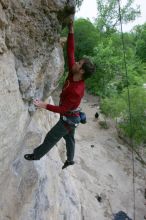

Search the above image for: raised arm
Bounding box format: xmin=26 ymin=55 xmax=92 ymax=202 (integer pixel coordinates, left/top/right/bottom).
xmin=67 ymin=19 xmax=75 ymax=71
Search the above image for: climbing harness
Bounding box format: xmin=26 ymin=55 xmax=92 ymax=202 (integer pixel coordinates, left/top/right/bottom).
xmin=61 ymin=116 xmax=78 ymax=127
xmin=117 ymin=0 xmax=136 ymax=219
xmin=64 ymin=107 xmax=87 ymax=124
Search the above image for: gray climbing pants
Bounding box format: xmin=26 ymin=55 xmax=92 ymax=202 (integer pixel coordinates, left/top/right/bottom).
xmin=33 ymin=116 xmax=80 ymax=161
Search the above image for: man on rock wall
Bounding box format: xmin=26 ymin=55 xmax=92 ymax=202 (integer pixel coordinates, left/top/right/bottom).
xmin=24 ymin=19 xmax=95 ymax=169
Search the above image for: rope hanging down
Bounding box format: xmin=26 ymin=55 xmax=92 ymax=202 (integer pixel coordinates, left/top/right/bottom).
xmin=117 ymin=0 xmax=136 ymax=220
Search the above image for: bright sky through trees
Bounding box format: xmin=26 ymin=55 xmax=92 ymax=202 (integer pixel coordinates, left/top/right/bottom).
xmin=76 ymin=0 xmax=146 ymax=31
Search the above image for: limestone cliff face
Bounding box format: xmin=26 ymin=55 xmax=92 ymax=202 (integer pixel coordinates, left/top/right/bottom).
xmin=1 ymin=1 xmax=145 ymax=220
xmin=0 ymin=1 xmax=81 ymax=220
xmin=0 ymin=0 xmax=73 ymax=111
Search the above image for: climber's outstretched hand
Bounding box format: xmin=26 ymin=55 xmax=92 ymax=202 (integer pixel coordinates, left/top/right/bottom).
xmin=68 ymin=17 xmax=74 ymax=33
xmin=33 ymin=99 xmax=47 ymax=109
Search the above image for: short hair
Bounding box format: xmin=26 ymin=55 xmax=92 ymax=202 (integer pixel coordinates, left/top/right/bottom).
xmin=82 ymin=58 xmax=96 ymax=80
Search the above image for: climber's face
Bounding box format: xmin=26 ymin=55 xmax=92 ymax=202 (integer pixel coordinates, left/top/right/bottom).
xmin=71 ymin=59 xmax=85 ymax=75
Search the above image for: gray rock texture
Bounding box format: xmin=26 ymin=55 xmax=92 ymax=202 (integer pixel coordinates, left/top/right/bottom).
xmin=0 ymin=0 xmax=146 ymax=220
xmin=0 ymin=0 xmax=72 ymax=112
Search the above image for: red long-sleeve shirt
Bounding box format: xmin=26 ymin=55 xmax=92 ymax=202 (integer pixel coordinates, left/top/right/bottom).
xmin=46 ymin=33 xmax=85 ymax=115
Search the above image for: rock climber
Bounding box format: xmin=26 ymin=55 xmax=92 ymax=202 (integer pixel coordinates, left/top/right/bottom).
xmin=24 ymin=18 xmax=95 ymax=169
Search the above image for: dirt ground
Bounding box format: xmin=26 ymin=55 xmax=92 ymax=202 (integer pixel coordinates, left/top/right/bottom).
xmin=52 ymin=88 xmax=146 ymax=220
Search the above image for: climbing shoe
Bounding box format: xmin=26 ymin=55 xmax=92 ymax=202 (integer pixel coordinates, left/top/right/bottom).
xmin=24 ymin=153 xmax=39 ymax=161
xmin=62 ymin=160 xmax=75 ymax=169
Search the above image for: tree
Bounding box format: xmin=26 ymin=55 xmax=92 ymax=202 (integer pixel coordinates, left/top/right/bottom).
xmin=85 ymin=0 xmax=143 ymax=96
xmin=74 ymin=19 xmax=100 ymax=60
xmin=85 ymin=27 xmax=145 ymax=96
xmin=132 ymin=23 xmax=146 ymax=62
xmin=96 ymin=0 xmax=140 ymax=33
xmin=100 ymin=86 xmax=146 ymax=144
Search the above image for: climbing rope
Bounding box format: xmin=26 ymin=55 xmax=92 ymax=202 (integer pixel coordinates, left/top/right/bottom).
xmin=117 ymin=0 xmax=136 ymax=219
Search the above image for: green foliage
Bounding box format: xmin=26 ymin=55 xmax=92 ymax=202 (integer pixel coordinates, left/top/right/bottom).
xmin=84 ymin=34 xmax=120 ymax=95
xmin=96 ymin=0 xmax=140 ymax=32
xmin=132 ymin=23 xmax=146 ymax=62
xmin=74 ymin=19 xmax=100 ymax=60
xmin=100 ymin=87 xmax=146 ymax=143
xmin=100 ymin=94 xmax=126 ymax=118
xmin=58 ymin=72 xmax=68 ymax=87
xmin=85 ymin=29 xmax=145 ymax=96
